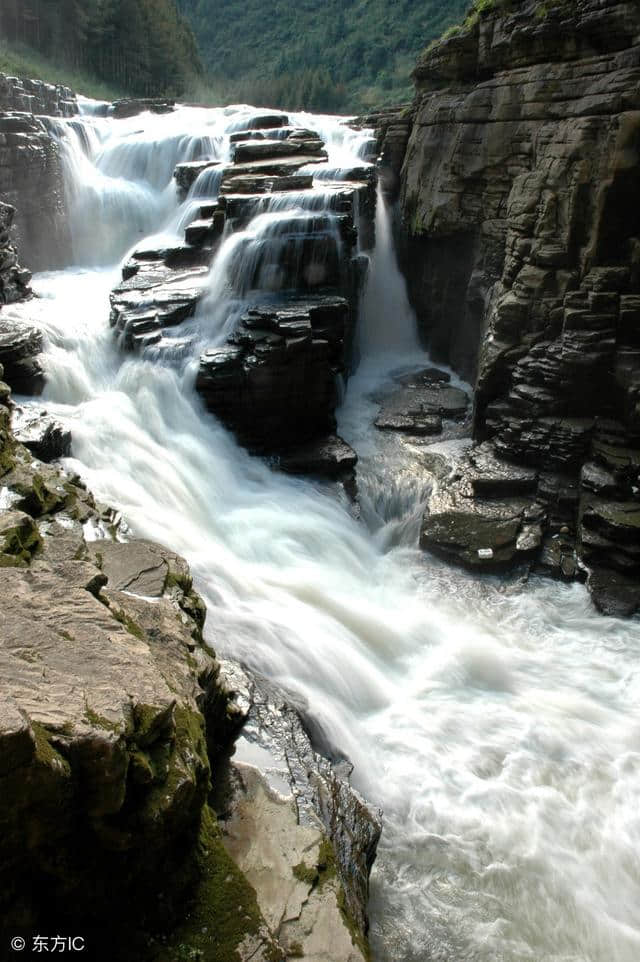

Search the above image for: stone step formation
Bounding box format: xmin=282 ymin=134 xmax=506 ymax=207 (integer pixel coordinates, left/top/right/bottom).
xmin=110 ymin=114 xmax=377 ymax=487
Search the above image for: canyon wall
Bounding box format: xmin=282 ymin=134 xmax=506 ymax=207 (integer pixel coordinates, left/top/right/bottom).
xmin=394 ymin=0 xmax=640 ymax=615
xmin=0 ymin=73 xmax=73 ymax=270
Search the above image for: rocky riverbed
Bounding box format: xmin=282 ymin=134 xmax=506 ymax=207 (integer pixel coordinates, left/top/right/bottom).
xmin=1 ymin=6 xmax=640 ymax=957
xmin=0 ymin=85 xmax=381 ymax=957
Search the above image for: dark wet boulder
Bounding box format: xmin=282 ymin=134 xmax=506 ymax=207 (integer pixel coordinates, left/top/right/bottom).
xmin=243 ymin=113 xmax=288 ymax=130
xmin=111 ymin=98 xmax=175 ymax=119
xmin=196 ymin=298 xmax=353 ymax=452
xmin=221 ymin=153 xmax=328 ymax=185
xmin=375 ymin=367 xmax=468 ymax=438
xmin=587 ymin=567 xmax=640 ymax=618
xmin=421 ymin=443 xmax=543 ymax=568
xmin=279 ymin=434 xmax=357 ymax=481
xmin=219 ymin=173 xmax=314 ymax=196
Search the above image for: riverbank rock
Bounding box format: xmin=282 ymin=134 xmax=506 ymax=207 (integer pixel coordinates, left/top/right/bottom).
xmin=0 ymin=201 xmax=31 ymax=305
xmin=0 ymin=72 xmax=77 ymax=116
xmin=0 ymin=365 xmax=380 ymax=958
xmin=215 ymin=662 xmax=381 ymax=961
xmin=390 ymin=0 xmax=640 ymax=615
xmin=0 ymin=110 xmax=70 ymax=270
xmin=0 ymin=313 xmax=44 ymax=394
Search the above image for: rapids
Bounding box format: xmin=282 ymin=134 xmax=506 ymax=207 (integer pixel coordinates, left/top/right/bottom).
xmin=8 ymin=100 xmax=640 ymax=962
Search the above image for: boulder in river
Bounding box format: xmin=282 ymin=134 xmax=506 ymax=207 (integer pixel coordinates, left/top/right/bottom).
xmin=12 ymin=406 xmax=71 ymax=462
xmin=111 ymin=98 xmax=175 ymax=119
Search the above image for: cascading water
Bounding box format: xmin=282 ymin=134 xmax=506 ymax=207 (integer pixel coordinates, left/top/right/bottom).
xmin=8 ymin=101 xmax=640 ymax=962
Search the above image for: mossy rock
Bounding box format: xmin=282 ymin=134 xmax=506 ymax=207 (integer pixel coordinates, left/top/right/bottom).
xmin=0 ymin=510 xmax=41 ymax=565
xmin=157 ymin=806 xmax=282 ymax=962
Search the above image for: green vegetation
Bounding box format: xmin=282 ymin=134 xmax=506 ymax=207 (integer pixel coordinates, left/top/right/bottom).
xmin=292 ymin=839 xmax=371 ymax=961
xmin=0 ymin=0 xmax=474 ymax=112
xmin=160 ymin=805 xmax=276 ymax=962
xmin=176 ymin=0 xmax=469 ymax=112
xmin=0 ymin=0 xmax=202 ymax=98
xmin=0 ymin=38 xmax=125 ymax=101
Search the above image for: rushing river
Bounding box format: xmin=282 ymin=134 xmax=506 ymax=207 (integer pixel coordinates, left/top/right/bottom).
xmin=8 ymin=100 xmax=640 ymax=962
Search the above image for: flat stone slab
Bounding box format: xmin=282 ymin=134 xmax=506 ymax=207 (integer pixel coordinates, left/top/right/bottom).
xmin=232 ymin=138 xmax=326 ymax=164
xmin=279 ymin=434 xmax=357 ymax=478
xmin=219 ymin=173 xmax=315 ymax=195
xmin=375 ymin=366 xmax=468 ymax=437
xmin=226 ymin=154 xmax=329 ymax=179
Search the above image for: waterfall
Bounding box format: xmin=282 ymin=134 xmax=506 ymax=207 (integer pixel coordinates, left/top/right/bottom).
xmin=359 ymin=185 xmax=421 ymax=359
xmin=12 ymin=103 xmax=640 ymax=962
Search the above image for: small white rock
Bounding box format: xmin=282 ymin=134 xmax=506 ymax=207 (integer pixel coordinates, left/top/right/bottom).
xmin=478 ymin=548 xmax=494 ymax=560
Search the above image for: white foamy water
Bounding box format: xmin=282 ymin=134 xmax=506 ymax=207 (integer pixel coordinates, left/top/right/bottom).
xmin=9 ymin=102 xmax=640 ymax=962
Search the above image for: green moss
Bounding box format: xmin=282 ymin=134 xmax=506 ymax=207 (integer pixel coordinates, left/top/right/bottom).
xmin=424 ymin=0 xmax=516 ymax=51
xmin=164 ymin=569 xmax=192 ymax=594
xmin=111 ymin=606 xmax=146 ymax=640
xmin=292 ymin=839 xmax=336 ymax=890
xmin=129 ymin=751 xmax=155 ymax=786
xmin=535 ymin=0 xmax=570 ymax=18
xmin=159 ymin=806 xmax=278 ymax=962
xmin=292 ymin=860 xmax=320 ymax=886
xmin=293 ymin=840 xmax=370 ymax=961
xmin=84 ymin=704 xmax=122 ymax=734
xmin=0 ymin=516 xmax=41 ymax=565
xmin=31 ymin=722 xmax=71 ymax=774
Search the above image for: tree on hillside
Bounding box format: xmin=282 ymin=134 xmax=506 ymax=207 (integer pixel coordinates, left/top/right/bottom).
xmin=0 ymin=0 xmax=202 ymax=96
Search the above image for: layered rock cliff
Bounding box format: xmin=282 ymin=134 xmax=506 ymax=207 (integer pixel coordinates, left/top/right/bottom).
xmin=392 ymin=0 xmax=640 ymax=615
xmin=0 ymin=74 xmax=72 ymax=270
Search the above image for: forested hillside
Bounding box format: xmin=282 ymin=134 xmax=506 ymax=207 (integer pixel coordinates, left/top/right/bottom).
xmin=0 ymin=0 xmax=201 ymax=96
xmin=176 ymin=0 xmax=468 ymax=111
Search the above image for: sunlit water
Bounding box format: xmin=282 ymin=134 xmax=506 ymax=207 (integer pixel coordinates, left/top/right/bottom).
xmin=7 ymin=100 xmax=640 ymax=962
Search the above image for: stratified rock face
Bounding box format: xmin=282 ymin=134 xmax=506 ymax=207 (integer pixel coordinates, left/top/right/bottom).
xmin=196 ymin=298 xmax=352 ymax=451
xmin=0 ymin=72 xmax=77 ymax=117
xmin=111 ymin=124 xmax=375 ymax=474
xmin=0 ymin=110 xmax=70 ymax=270
xmin=398 ymin=0 xmax=640 ymax=615
xmin=0 ymin=201 xmax=31 ymax=305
